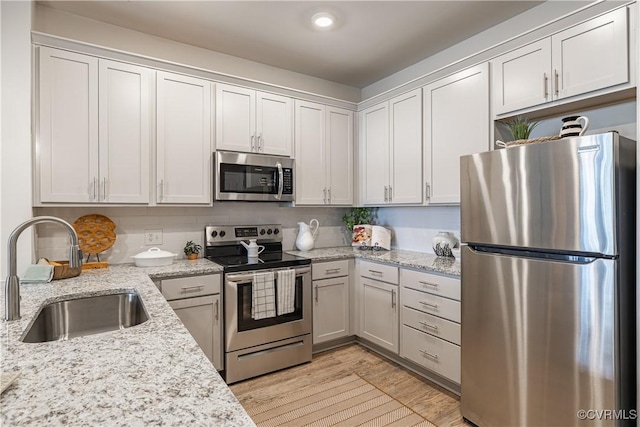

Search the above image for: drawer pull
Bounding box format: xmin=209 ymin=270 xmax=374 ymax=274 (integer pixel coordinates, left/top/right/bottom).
xmin=314 ymin=284 xmax=319 ymax=302
xmin=391 ymin=289 xmax=396 ymax=308
xmin=419 ymin=321 xmax=438 ymax=331
xmin=369 ymin=270 xmax=383 ymax=275
xmin=181 ymin=285 xmax=204 ymax=293
xmin=325 ymin=268 xmax=341 ymax=274
xmin=418 ymin=281 xmax=438 ymax=288
xmin=419 ymin=301 xmax=439 ymax=309
xmin=215 ymin=300 xmax=219 ymax=320
xmin=419 ymin=349 xmax=439 ymax=360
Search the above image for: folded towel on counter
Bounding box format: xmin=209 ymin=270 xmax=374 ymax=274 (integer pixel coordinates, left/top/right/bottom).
xmin=20 ymin=265 xmax=54 ymax=284
xmin=251 ymin=271 xmax=276 ymax=320
xmin=276 ymin=269 xmax=296 ymax=315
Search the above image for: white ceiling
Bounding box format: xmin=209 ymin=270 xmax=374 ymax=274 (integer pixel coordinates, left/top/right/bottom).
xmin=36 ymin=1 xmax=544 ymax=88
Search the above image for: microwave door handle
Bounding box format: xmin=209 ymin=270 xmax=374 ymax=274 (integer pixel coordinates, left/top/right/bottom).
xmin=275 ymin=162 xmax=283 ymax=200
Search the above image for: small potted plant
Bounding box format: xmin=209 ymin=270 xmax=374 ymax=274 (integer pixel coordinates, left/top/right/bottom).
xmin=505 ymin=115 xmax=540 ymax=141
xmin=183 ymin=240 xmax=202 ymax=260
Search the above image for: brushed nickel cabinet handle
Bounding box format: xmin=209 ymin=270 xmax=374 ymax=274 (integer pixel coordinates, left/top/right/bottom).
xmin=314 ymin=284 xmax=319 ymax=302
xmin=325 ymin=268 xmax=341 ymax=274
xmin=425 ymin=183 xmax=431 ymax=199
xmin=391 ymin=289 xmax=396 ymax=308
xmin=419 ymin=349 xmax=439 ymax=360
xmin=554 ymin=69 xmax=559 ymax=96
xmin=251 ymin=134 xmax=255 ymax=151
xmin=323 ymin=188 xmax=327 ymax=204
xmin=91 ymin=178 xmax=97 ymax=201
xmin=102 ymin=177 xmax=107 ymax=201
xmin=215 ymin=299 xmax=219 ymax=320
xmin=328 ymin=188 xmax=331 ymax=204
xmin=543 ymin=72 xmax=548 ymax=98
xmin=388 ymin=186 xmax=392 ymax=202
xmin=159 ymin=179 xmax=165 ymax=201
xmin=384 ymin=186 xmax=388 ymax=202
xmin=419 ymin=301 xmax=439 ymax=309
xmin=418 ymin=280 xmax=438 ymax=288
xmin=368 ymin=269 xmax=383 ymax=275
xmin=419 ymin=321 xmax=439 ymax=330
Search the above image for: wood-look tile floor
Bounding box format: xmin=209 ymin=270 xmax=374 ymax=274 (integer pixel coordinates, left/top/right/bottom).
xmin=230 ymin=344 xmax=472 ymax=426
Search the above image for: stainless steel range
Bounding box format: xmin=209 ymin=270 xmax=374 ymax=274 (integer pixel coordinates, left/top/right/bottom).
xmin=205 ymin=224 xmax=312 ymax=384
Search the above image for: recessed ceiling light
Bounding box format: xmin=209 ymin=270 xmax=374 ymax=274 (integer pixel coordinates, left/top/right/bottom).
xmin=312 ymin=12 xmax=335 ymax=29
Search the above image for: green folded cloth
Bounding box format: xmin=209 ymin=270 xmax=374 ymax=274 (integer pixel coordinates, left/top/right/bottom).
xmin=21 ymin=265 xmax=54 ymax=284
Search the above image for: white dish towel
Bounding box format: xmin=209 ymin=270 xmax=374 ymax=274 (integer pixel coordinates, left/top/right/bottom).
xmin=251 ymin=271 xmax=276 ymax=320
xmin=277 ymin=269 xmax=296 ymax=315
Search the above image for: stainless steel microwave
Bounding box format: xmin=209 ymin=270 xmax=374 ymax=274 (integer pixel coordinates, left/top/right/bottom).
xmin=214 ymin=151 xmax=294 ymax=202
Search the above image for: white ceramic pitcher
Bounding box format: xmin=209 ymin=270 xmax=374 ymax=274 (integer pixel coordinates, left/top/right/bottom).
xmin=240 ymin=239 xmax=265 ymax=258
xmin=295 ymin=219 xmax=319 ymax=251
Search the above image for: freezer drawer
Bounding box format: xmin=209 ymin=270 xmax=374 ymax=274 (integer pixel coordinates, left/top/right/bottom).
xmin=461 ymin=246 xmax=632 ymax=427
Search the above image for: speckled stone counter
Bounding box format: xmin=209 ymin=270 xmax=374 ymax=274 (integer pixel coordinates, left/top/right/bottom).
xmin=128 ymin=258 xmax=224 ymax=279
xmin=287 ymin=246 xmax=461 ymax=277
xmin=0 ymin=261 xmax=254 ymax=426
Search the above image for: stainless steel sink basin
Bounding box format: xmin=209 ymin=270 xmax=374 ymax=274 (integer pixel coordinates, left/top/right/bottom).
xmin=21 ymin=291 xmax=149 ymax=343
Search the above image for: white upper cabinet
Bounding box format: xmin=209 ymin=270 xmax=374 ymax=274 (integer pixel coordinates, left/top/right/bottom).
xmin=98 ymin=59 xmax=152 ymax=203
xmin=423 ymin=63 xmax=490 ymax=205
xmin=360 ymin=89 xmax=422 ymax=206
xmin=157 ymin=72 xmax=213 ymax=204
xmin=492 ymin=8 xmax=629 ymax=116
xmin=216 ymin=83 xmax=292 ymax=156
xmin=294 ymin=100 xmax=353 ymax=206
xmin=38 ymin=47 xmax=151 ymax=204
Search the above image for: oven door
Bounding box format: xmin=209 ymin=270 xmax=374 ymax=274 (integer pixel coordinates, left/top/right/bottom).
xmin=215 ymin=151 xmax=294 ymax=202
xmin=225 ymin=266 xmax=311 ymax=352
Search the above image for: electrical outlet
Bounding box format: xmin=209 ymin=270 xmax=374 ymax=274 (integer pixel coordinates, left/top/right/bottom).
xmin=144 ymin=229 xmax=163 ymax=246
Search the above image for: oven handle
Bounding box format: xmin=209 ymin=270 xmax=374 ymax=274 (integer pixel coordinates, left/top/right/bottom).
xmin=225 ymin=266 xmax=311 ymax=283
xmin=275 ymin=161 xmax=283 ymax=200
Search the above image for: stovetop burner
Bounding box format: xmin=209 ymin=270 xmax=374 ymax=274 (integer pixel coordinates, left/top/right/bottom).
xmin=204 ymin=224 xmax=311 ymax=273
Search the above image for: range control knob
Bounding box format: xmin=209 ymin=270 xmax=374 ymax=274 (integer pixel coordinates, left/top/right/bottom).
xmin=219 ymin=230 xmax=226 ymax=237
xmin=210 ymin=231 xmax=218 ymax=238
xmin=274 ymin=228 xmax=280 ymax=235
xmin=260 ymin=229 xmax=266 ymax=235
xmin=267 ymin=229 xmax=273 ymax=235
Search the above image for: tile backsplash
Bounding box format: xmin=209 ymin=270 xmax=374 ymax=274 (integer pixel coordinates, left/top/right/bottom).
xmin=34 ymin=205 xmax=351 ymax=264
xmin=33 ymin=204 xmax=461 ymax=264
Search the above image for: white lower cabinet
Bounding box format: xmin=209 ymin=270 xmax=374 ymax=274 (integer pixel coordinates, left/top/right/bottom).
xmin=160 ymin=274 xmax=223 ymax=370
xmin=312 ymin=260 xmax=350 ymax=344
xmin=399 ymin=268 xmax=461 ymax=384
xmin=358 ymin=260 xmax=399 ymax=354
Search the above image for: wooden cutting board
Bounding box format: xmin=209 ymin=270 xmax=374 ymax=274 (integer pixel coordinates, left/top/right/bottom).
xmin=72 ymin=214 xmax=116 ymax=266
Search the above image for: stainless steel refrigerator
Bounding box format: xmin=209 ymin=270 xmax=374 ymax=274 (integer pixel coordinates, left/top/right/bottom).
xmin=460 ymin=132 xmax=636 ymax=426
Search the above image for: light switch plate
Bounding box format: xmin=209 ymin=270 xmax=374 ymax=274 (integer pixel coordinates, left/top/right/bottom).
xmin=144 ymin=229 xmax=163 ymax=245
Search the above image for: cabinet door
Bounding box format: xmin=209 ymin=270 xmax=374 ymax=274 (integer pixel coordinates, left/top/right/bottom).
xmin=256 ymin=92 xmax=292 ymax=156
xmin=313 ymin=277 xmax=350 ymax=344
xmin=294 ymin=100 xmax=326 ymax=205
xmin=98 ymin=60 xmax=152 ymax=203
xmin=552 ymin=8 xmax=628 ymax=100
xmin=169 ymin=294 xmax=223 ymax=371
xmin=157 ymin=72 xmax=212 ymax=204
xmin=492 ymin=39 xmax=552 ymax=116
xmin=359 ymin=103 xmax=389 ymax=205
xmin=424 ymin=63 xmax=489 ymax=204
xmin=326 ymin=107 xmax=354 ymax=205
xmin=38 ymin=47 xmax=98 ymax=203
xmin=215 ymin=84 xmax=255 ymax=153
xmin=389 ymin=89 xmax=422 ymax=204
xmin=360 ymin=278 xmax=398 ymax=353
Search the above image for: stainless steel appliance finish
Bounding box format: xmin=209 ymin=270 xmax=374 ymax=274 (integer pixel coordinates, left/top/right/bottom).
xmin=205 ymin=224 xmax=312 ymax=383
xmin=460 ymin=132 xmax=636 ymax=427
xmin=214 ymin=151 xmax=294 ymax=202
xmin=224 ymin=266 xmax=312 ymax=383
xmin=21 ymin=291 xmax=149 ymax=343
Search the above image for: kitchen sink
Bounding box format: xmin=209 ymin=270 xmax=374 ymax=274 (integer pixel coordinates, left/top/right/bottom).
xmin=21 ymin=291 xmax=149 ymax=343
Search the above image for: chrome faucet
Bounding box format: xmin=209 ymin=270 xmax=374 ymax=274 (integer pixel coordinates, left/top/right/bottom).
xmin=5 ymin=216 xmax=82 ymax=321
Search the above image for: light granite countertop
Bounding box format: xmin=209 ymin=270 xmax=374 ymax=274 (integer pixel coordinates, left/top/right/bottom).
xmin=286 ymin=246 xmax=461 ymax=277
xmin=0 ymin=260 xmax=254 ymax=426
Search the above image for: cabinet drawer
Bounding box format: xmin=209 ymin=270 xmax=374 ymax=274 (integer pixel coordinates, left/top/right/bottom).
xmin=401 ymin=287 xmax=460 ymax=323
xmin=312 ymin=260 xmax=349 ymax=280
xmin=359 ymin=260 xmax=398 ymax=284
xmin=402 ymin=306 xmax=460 ymax=345
xmin=401 ymin=269 xmax=460 ymax=301
xmin=161 ymin=274 xmax=221 ymax=301
xmin=401 ymin=325 xmax=460 ymax=384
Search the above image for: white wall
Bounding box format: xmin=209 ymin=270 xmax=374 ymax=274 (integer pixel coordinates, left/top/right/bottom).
xmin=361 ymin=1 xmax=625 ymax=102
xmin=1 ymin=1 xmax=33 ymax=278
xmin=34 ymin=205 xmax=351 ymax=264
xmin=32 ymin=5 xmax=361 ymax=103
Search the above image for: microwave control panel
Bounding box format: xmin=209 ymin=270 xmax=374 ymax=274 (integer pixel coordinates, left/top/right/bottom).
xmin=282 ymin=168 xmax=293 ymax=195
